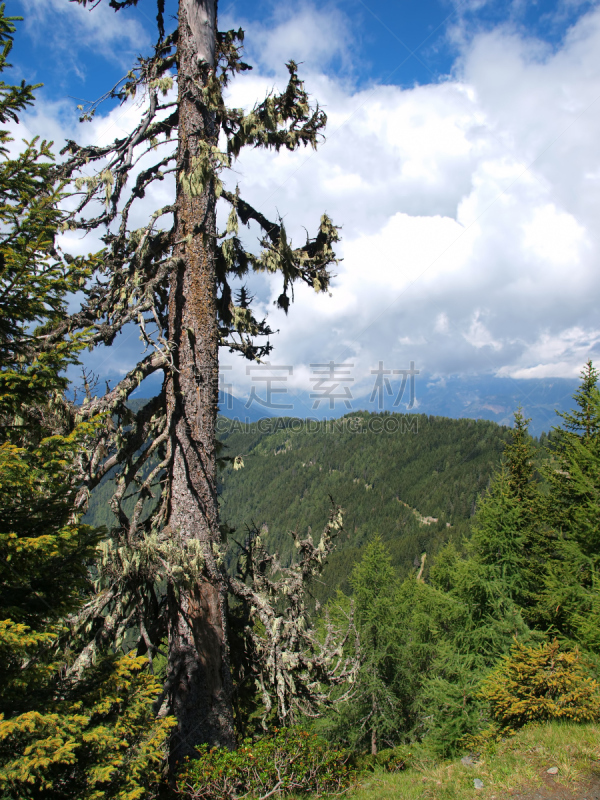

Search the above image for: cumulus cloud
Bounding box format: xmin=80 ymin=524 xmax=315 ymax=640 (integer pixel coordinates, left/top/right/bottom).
xmin=19 ymin=0 xmax=150 ymax=72
xmin=13 ymin=1 xmax=600 ymax=397
xmin=220 ymin=2 xmax=355 ymax=77
xmin=218 ymin=3 xmax=600 ymax=394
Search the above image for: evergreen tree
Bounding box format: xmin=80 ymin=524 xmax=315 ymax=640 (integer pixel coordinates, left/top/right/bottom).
xmin=430 ymin=410 xmax=539 ymax=626
xmin=536 ymin=362 xmax=600 ymax=649
xmin=392 ymin=571 xmax=478 ymax=757
xmin=413 ymin=388 xmax=600 ymax=752
xmin=315 ymin=413 xmax=541 ymax=757
xmin=413 ymin=411 xmax=540 ymax=753
xmin=468 ymin=409 xmax=542 ymax=616
xmin=477 ymin=638 xmax=600 ymax=737
xmin=546 ymin=361 xmax=600 ymax=556
xmin=47 ymin=0 xmax=344 ymax=757
xmin=558 ymin=360 xmax=600 ymax=439
xmin=320 ymin=539 xmax=481 ymax=757
xmin=0 ymin=9 xmax=175 ymax=796
xmin=338 ymin=537 xmax=402 ymax=754
xmin=415 ymin=548 xmax=529 ymax=757
xmin=0 ymin=0 xmax=98 ymax=719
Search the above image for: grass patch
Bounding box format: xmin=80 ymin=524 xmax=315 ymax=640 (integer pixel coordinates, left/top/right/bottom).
xmin=335 ymin=722 xmax=600 ymax=800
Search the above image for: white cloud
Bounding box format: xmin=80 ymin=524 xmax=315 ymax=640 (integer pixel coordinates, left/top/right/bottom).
xmin=434 ymin=313 xmax=450 ymax=334
xmin=464 ymin=311 xmax=503 ymax=351
xmin=220 ymin=3 xmax=354 ymax=77
xmin=14 ymin=1 xmax=600 ymax=392
xmin=222 ymin=4 xmax=600 ymax=385
xmin=507 ymin=361 xmax=585 ymax=379
xmin=521 ymin=203 xmax=587 ymax=266
xmin=498 ymin=326 xmax=600 ymax=378
xmin=20 ymin=0 xmax=150 ymax=71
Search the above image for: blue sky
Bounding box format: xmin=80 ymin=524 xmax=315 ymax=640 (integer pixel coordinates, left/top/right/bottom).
xmin=8 ymin=0 xmax=600 ymax=405
xmin=13 ymin=1 xmax=598 ymax=101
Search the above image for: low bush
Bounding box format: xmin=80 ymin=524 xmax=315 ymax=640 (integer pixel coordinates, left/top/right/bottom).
xmin=175 ymin=728 xmax=356 ymax=799
xmin=354 ymin=745 xmax=412 ymax=774
xmin=469 ymin=638 xmax=600 ymax=747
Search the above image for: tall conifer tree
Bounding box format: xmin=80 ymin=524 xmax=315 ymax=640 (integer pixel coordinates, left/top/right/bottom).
xmin=344 ymin=537 xmax=401 ymax=755
xmin=414 ymin=411 xmax=539 ymax=754
xmin=431 ymin=409 xmax=540 ymax=622
xmin=0 ymin=3 xmax=99 ymax=712
xmin=0 ymin=11 xmax=175 ymax=796
xmin=537 ymin=361 xmax=600 ymax=647
xmin=51 ymin=0 xmax=344 ymax=757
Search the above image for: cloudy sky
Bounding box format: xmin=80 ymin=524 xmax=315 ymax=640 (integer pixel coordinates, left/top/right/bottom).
xmin=10 ymin=0 xmax=600 ymax=403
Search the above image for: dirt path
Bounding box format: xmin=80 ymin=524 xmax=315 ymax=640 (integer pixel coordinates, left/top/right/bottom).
xmin=502 ymin=772 xmax=600 ymax=800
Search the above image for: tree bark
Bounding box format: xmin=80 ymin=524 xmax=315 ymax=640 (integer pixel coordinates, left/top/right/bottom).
xmin=166 ymin=0 xmax=235 ymax=761
xmin=371 ymin=693 xmax=377 ymax=756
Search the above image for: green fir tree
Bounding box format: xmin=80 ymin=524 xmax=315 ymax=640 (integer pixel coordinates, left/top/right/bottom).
xmin=537 ymin=362 xmax=600 ymax=650
xmin=348 ymin=536 xmax=403 ymax=754
xmin=0 ymin=11 xmax=175 ymax=796
xmin=413 ymin=411 xmax=541 ymax=754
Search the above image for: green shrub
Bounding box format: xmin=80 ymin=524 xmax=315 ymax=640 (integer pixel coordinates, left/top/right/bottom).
xmin=470 ymin=638 xmax=600 ymax=747
xmin=354 ymin=745 xmax=412 ymax=774
xmin=175 ymin=728 xmax=356 ymax=799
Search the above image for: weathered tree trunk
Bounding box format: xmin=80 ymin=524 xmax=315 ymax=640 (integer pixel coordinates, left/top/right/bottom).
xmin=166 ymin=0 xmax=236 ymax=761
xmin=371 ymin=693 xmax=377 ymax=756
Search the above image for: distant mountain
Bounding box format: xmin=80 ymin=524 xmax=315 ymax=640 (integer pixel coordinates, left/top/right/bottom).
xmin=220 ymin=375 xmax=579 ymax=436
xmin=359 ymin=375 xmax=579 ymax=437
xmin=219 ymin=391 xmax=274 ymax=423
xmin=89 ymin=380 xmax=567 ymax=599
xmin=86 ymin=408 xmax=519 ymax=600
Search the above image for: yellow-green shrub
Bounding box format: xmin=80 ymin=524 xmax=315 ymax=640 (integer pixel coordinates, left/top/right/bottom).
xmin=478 ymin=638 xmax=600 ymax=738
xmin=0 ymin=654 xmax=175 ymax=800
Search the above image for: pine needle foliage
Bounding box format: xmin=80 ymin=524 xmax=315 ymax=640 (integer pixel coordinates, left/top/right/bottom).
xmin=319 ymin=384 xmax=600 ymax=758
xmin=410 ymin=412 xmax=542 ymax=755
xmin=446 ymin=409 xmax=542 ymax=618
xmin=535 ymin=362 xmax=600 ymax=647
xmin=476 ymin=639 xmax=600 ymax=738
xmin=545 ymin=360 xmax=600 ymax=558
xmin=0 ymin=11 xmax=175 ymax=796
xmin=0 ymin=654 xmax=175 ymax=800
xmin=326 ymin=537 xmax=403 ymax=754
xmin=0 ymin=2 xmax=101 ymax=720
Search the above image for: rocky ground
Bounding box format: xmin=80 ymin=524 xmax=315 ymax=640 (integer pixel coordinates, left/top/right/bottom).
xmin=504 ymin=771 xmax=600 ymax=800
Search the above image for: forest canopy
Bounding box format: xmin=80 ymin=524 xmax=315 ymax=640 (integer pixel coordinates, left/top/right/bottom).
xmin=1 ymin=0 xmax=600 ymax=796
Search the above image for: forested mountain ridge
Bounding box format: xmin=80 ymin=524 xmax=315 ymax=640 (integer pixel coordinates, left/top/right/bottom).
xmin=82 ymin=367 xmax=600 ymax=767
xmin=217 ymin=411 xmax=533 ymax=600
xmin=4 ymin=0 xmax=599 ymax=791
xmin=85 ymin=410 xmax=529 ymax=601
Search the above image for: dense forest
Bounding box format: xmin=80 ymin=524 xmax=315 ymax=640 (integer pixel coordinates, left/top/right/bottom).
xmin=87 ymin=411 xmax=526 ymax=598
xmin=3 ymin=2 xmax=600 ymax=798
xmin=82 ymin=369 xmax=600 ymax=765
xmin=310 ymin=367 xmax=600 ymax=757
xmin=219 ymin=413 xmax=525 ymax=599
